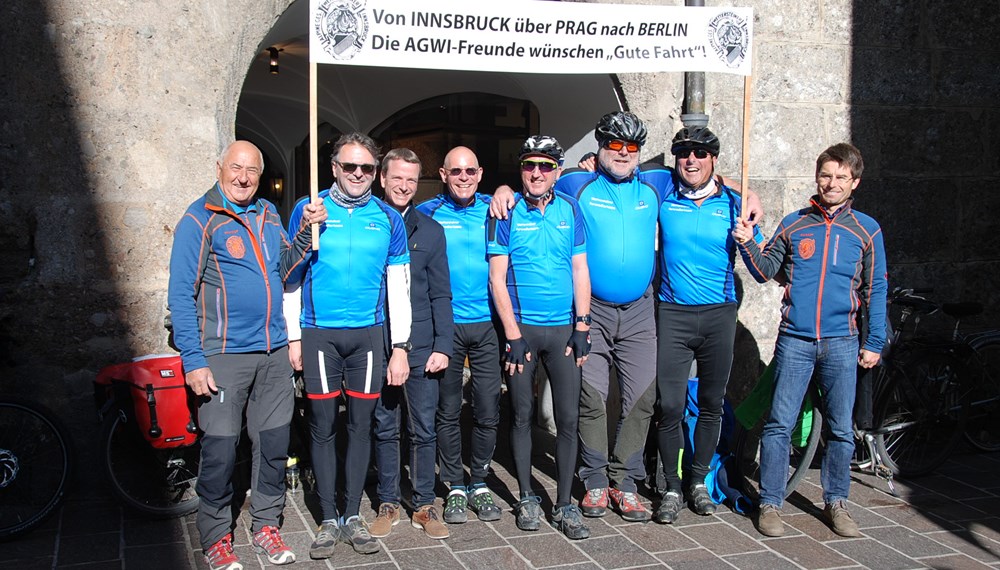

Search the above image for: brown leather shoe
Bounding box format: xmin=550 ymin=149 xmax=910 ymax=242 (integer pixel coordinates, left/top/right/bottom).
xmin=411 ymin=505 xmax=449 ymax=539
xmin=369 ymin=502 xmax=400 ymax=538
xmin=823 ymin=500 xmax=861 ymax=537
xmin=755 ymin=503 xmax=785 ymax=537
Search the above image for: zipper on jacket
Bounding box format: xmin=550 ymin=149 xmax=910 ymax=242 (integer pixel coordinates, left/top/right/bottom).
xmin=215 ymin=288 xmax=223 ymax=338
xmin=833 ymin=234 xmax=840 ymax=266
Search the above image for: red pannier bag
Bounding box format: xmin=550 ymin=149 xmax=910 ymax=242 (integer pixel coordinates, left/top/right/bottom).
xmin=95 ymin=354 xmax=198 ymax=449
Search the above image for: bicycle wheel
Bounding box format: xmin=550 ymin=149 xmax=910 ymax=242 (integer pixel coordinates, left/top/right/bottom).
xmin=101 ymin=406 xmax=200 ymax=517
xmin=875 ymin=351 xmax=967 ymax=477
xmin=0 ymin=400 xmax=74 ymax=540
xmin=733 ymin=385 xmax=824 ymax=501
xmin=963 ymin=340 xmax=1000 ymax=452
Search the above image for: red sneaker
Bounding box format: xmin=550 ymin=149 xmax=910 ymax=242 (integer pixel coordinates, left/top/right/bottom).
xmin=252 ymin=525 xmax=296 ymax=565
xmin=608 ymin=487 xmax=650 ymax=522
xmin=580 ymin=487 xmax=609 ymax=517
xmin=204 ymin=533 xmax=242 ymax=570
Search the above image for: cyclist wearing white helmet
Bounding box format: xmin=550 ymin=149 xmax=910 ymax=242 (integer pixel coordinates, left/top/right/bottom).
xmin=488 ymin=135 xmax=592 ymax=540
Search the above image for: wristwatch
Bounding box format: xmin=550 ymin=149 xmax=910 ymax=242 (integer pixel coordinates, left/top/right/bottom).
xmin=575 ymin=314 xmax=592 ymax=326
xmin=392 ymin=341 xmax=412 ymax=352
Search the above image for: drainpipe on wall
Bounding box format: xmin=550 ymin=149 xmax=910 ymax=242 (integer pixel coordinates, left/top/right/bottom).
xmin=682 ymin=0 xmax=709 ymax=128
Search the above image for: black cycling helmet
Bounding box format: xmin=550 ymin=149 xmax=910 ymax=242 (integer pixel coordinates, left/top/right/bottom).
xmin=594 ymin=111 xmax=647 ymax=147
xmin=671 ymin=126 xmax=721 ymax=156
xmin=519 ymin=135 xmax=564 ymax=165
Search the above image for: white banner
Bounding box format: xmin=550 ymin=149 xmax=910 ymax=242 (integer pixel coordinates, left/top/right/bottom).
xmin=310 ymin=0 xmax=753 ymax=76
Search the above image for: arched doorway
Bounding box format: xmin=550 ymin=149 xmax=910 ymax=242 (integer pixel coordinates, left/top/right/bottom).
xmin=235 ymin=0 xmax=623 ymax=216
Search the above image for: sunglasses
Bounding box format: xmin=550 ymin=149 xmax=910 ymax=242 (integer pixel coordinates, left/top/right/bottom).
xmin=675 ymin=148 xmax=712 ymax=159
xmin=603 ymin=139 xmax=641 ymax=153
xmin=445 ymin=167 xmax=480 ymax=177
xmin=520 ymin=160 xmax=559 ymax=173
xmin=336 ymin=161 xmax=377 ymax=175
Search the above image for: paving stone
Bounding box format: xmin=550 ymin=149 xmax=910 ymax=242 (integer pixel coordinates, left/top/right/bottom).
xmin=438 ymin=518 xmax=512 ymax=551
xmin=0 ymin=529 xmax=58 ymax=563
xmin=122 ymin=515 xmax=187 ymax=546
xmin=910 ymin=476 xmax=989 ymax=502
xmin=0 ymin=556 xmax=54 ymax=570
xmin=655 ymin=547 xmax=734 ymax=570
xmin=506 ymin=533 xmax=590 ymax=567
xmin=907 ymin=496 xmax=992 ymax=523
xmin=957 ymin=518 xmax=1000 ymax=543
xmin=617 ymin=521 xmax=698 ymax=553
xmin=122 ymin=541 xmax=193 ymax=569
xmin=722 ymin=550 xmax=802 ymax=570
xmin=924 ymin=530 xmax=1000 ymax=563
xmin=59 ymin=503 xmax=122 ymax=536
xmin=678 ymin=522 xmax=763 ymax=555
xmin=56 ymin=531 xmax=121 ymax=565
xmin=456 ymin=546 xmax=534 ymax=570
xmin=575 ymin=534 xmax=661 ymax=569
xmin=870 ymin=505 xmax=963 ymax=533
xmin=918 ymin=553 xmax=996 ymax=570
xmin=864 ymin=526 xmax=957 ymax=558
xmin=391 ymin=545 xmax=466 ymax=570
xmin=827 ymin=537 xmax=929 ymax=569
xmin=765 ymin=536 xmax=854 ymax=568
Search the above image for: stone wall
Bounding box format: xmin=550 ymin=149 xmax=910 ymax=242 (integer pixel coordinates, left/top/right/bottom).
xmin=1 ymin=0 xmax=997 ymax=426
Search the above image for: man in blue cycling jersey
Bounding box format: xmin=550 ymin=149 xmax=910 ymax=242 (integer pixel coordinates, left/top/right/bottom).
xmin=370 ymin=148 xmax=453 ymax=541
xmin=169 ymin=140 xmax=326 ymax=570
xmin=416 ymin=147 xmax=504 ymax=525
xmin=488 ymin=136 xmax=592 ymax=540
xmin=652 ymin=126 xmax=761 ymax=524
xmin=284 ymin=133 xmax=412 ymax=559
xmin=733 ymin=142 xmax=887 ymax=538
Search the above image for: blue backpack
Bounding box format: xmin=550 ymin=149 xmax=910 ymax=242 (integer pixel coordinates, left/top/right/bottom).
xmin=681 ymin=378 xmax=752 ymax=515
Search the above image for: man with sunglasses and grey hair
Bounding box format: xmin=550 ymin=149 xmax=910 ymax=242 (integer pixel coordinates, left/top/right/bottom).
xmin=415 ymin=147 xmax=504 ymax=526
xmin=284 ymin=133 xmax=412 ymax=559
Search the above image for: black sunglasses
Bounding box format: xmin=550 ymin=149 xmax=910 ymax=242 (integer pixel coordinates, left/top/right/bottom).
xmin=336 ymin=161 xmax=377 ymax=175
xmin=675 ymin=148 xmax=711 ymax=159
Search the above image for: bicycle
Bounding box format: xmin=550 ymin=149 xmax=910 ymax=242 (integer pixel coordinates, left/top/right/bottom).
xmin=873 ymin=293 xmax=1000 ymax=477
xmin=729 ymin=287 xmax=940 ymax=501
xmin=94 ymin=354 xmax=316 ymax=518
xmin=0 ymin=398 xmax=75 ymax=540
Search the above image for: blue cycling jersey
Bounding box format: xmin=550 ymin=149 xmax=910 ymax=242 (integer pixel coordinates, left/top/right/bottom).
xmin=287 ymin=189 xmax=409 ymax=329
xmin=416 ymin=193 xmax=492 ymax=324
xmin=657 ymin=183 xmax=761 ymax=305
xmin=556 ymin=165 xmax=668 ymax=304
xmin=487 ymin=193 xmax=586 ymax=326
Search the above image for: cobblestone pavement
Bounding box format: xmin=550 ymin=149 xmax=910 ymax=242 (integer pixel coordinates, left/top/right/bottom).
xmin=4 ymin=433 xmax=998 ymax=569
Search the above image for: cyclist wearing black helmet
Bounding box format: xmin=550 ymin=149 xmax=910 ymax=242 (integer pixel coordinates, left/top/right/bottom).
xmin=652 ymin=126 xmax=761 ymax=524
xmin=488 ymin=135 xmax=592 ymax=540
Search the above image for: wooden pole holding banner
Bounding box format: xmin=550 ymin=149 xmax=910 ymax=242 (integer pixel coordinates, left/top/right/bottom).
xmin=309 ymin=61 xmax=320 ymax=250
xmin=740 ymin=74 xmax=752 ymax=220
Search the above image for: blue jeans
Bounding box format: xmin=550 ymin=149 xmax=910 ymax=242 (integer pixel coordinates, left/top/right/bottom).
xmin=760 ymin=334 xmax=858 ymax=508
xmin=374 ymin=365 xmax=440 ymax=508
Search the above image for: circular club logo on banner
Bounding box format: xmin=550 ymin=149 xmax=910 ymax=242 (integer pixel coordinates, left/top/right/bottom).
xmin=708 ymin=12 xmax=749 ymax=69
xmin=315 ymin=0 xmax=369 ymax=61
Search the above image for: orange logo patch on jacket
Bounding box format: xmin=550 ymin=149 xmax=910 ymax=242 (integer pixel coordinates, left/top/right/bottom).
xmin=226 ymin=235 xmax=247 ymax=259
xmin=798 ymin=238 xmax=816 ymax=260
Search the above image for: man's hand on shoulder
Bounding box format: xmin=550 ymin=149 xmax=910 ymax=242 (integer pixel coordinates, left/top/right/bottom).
xmin=489 ymin=185 xmax=517 ymax=220
xmin=578 ymin=153 xmax=596 ymax=172
xmin=185 ymin=367 xmax=216 ymax=396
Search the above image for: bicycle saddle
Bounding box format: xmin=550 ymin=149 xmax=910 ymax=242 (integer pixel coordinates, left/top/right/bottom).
xmin=893 ymin=296 xmax=938 ymax=314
